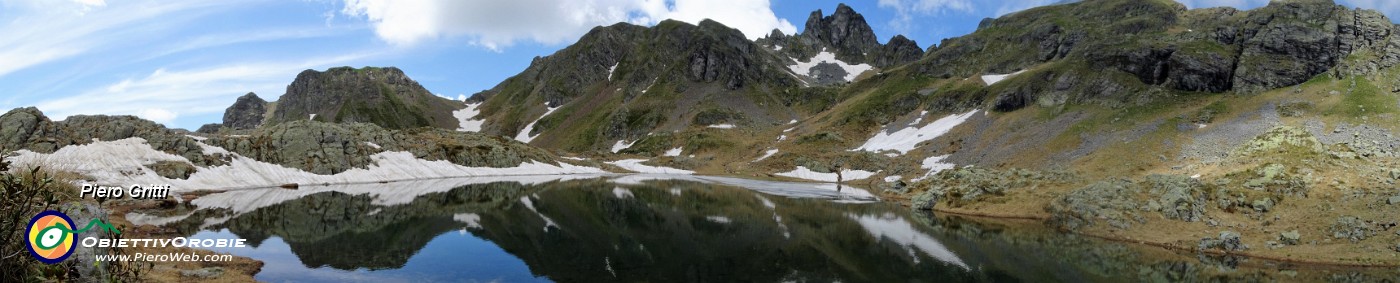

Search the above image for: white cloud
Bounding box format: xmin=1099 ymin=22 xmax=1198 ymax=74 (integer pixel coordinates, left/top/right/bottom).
xmin=35 ymin=52 xmax=377 ymax=127
xmin=136 ymin=108 xmax=178 ymax=124
xmin=878 ymin=0 xmax=974 ymax=32
xmin=340 ymin=0 xmax=794 ymax=50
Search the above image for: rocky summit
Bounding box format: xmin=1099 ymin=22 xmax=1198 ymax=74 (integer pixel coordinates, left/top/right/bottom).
xmin=222 ymin=92 xmax=269 ymax=130
xmin=267 ymin=66 xmax=464 ymax=130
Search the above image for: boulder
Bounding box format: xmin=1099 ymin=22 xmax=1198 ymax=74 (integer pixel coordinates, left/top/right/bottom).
xmin=1047 ymin=179 xmax=1143 ymax=230
xmin=911 ymin=189 xmax=941 ymax=211
xmin=1279 ymin=230 xmax=1301 ymax=245
xmin=1199 ymin=230 xmax=1247 ymax=251
xmin=1330 ymin=216 xmax=1372 ymax=242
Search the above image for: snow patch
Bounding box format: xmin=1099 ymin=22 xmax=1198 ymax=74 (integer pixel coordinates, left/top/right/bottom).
xmin=454 ymin=102 xmax=485 ymax=132
xmin=775 ymin=166 xmax=876 ymax=182
xmin=364 ymin=142 xmax=381 ymax=149
xmin=884 ymin=175 xmax=902 ymax=182
xmin=453 ymin=213 xmax=483 ymax=229
xmin=706 ymin=216 xmax=732 ymax=224
xmin=981 ymin=70 xmax=1025 ymax=86
xmin=520 ymin=196 xmax=559 ymax=231
xmin=707 ymin=124 xmax=735 ymax=129
xmin=915 ymin=155 xmax=955 ymax=181
xmin=788 ymin=49 xmax=874 ymax=82
xmin=612 ymin=187 xmax=634 ymax=199
xmin=753 ymin=148 xmax=779 ymax=162
xmin=514 ymin=103 xmax=558 ymax=143
xmin=606 ymin=159 xmax=695 ymax=174
xmin=607 ymin=63 xmax=619 ymax=81
xmin=853 ymin=110 xmax=978 ymax=155
xmin=663 ymin=147 xmax=683 ymax=157
xmin=848 ymin=213 xmax=969 ymax=270
xmin=611 ymin=140 xmax=637 ymax=153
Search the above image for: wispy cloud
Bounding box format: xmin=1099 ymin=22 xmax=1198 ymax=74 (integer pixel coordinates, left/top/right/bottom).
xmin=35 ymin=52 xmax=379 ymax=126
xmin=340 ymin=0 xmax=795 ymax=51
xmin=142 ymin=26 xmax=363 ymax=61
xmin=877 ymin=0 xmax=975 ymax=33
xmin=0 ymin=0 xmax=238 ymax=77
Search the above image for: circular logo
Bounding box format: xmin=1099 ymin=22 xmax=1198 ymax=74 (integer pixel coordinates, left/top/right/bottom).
xmin=26 ymin=210 xmax=76 ymax=264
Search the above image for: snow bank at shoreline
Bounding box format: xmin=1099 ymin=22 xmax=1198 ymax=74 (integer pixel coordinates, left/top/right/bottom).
xmin=7 ymin=137 xmax=606 ymax=192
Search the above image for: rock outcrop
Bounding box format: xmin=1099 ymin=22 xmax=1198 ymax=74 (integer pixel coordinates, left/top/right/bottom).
xmin=0 ymin=107 xmax=228 ymax=166
xmin=221 ymin=92 xmax=268 ymax=130
xmin=205 ymin=120 xmax=558 ymax=175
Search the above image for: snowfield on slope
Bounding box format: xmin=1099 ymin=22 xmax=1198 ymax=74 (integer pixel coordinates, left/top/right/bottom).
xmin=606 ymin=159 xmax=695 ymax=174
xmin=514 ymin=103 xmax=559 ymax=142
xmin=788 ymin=49 xmax=873 ymax=82
xmin=6 ymin=137 xmax=606 ymax=191
xmin=775 ymin=166 xmax=876 ymax=182
xmin=853 ymin=110 xmax=978 ymax=155
xmin=454 ymin=102 xmax=485 ymax=132
xmin=981 ymin=70 xmax=1025 ymax=86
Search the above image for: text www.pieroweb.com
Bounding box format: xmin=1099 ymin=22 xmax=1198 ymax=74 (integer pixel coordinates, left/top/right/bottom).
xmin=94 ymin=252 xmax=233 ymax=262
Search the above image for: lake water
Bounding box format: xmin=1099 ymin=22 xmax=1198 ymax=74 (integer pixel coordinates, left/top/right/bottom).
xmin=135 ymin=174 xmax=1399 ymax=282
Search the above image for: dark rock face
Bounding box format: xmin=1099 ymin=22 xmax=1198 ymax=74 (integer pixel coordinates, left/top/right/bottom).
xmin=874 ymin=35 xmax=925 ymax=67
xmin=801 ymin=4 xmax=881 ymax=63
xmin=195 ymin=123 xmax=223 ymax=134
xmin=761 ymin=4 xmax=925 ymax=69
xmin=222 ymin=92 xmax=267 ymax=130
xmin=269 ymin=67 xmax=462 ymax=130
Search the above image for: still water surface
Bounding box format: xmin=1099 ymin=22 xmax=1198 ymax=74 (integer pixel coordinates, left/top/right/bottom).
xmin=136 ymin=174 xmax=1398 ymax=282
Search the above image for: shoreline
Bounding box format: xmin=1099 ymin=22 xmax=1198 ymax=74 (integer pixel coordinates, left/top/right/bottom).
xmin=916 ymin=202 xmax=1400 ymax=268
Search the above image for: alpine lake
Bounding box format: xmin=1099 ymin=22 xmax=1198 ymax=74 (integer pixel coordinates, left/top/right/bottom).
xmin=130 ymin=174 xmax=1400 ymax=282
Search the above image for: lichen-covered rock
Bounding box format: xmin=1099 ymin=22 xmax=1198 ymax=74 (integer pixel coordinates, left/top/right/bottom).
xmin=206 ymin=120 xmax=558 ymax=175
xmin=910 ymin=188 xmax=941 ymax=211
xmin=1199 ymin=231 xmax=1247 ymax=251
xmin=1047 ymin=179 xmax=1144 ymax=230
xmin=912 ymin=167 xmax=1078 ymax=208
xmin=1279 ymin=230 xmax=1301 ymax=245
xmin=145 ymin=160 xmax=196 ymax=180
xmin=1330 ymin=216 xmax=1373 ymax=242
xmin=1144 ymin=174 xmax=1207 ymax=222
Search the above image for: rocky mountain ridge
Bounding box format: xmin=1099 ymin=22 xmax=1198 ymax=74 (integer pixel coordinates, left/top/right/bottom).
xmin=268 ymin=66 xmax=463 ymax=130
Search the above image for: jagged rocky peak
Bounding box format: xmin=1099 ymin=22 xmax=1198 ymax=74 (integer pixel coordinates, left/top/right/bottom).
xmin=221 ymin=92 xmax=267 ymax=130
xmin=759 ymin=3 xmax=923 ymax=69
xmin=267 ymin=66 xmax=463 ymax=130
xmin=802 ymin=3 xmax=880 ymax=61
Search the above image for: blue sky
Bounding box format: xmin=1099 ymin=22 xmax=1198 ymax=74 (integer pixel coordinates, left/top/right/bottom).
xmin=1 ymin=0 xmax=1395 ymax=130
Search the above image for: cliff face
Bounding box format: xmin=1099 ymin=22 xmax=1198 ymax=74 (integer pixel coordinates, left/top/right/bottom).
xmin=267 ymin=66 xmax=463 ymax=130
xmin=222 ymin=92 xmax=268 ymax=130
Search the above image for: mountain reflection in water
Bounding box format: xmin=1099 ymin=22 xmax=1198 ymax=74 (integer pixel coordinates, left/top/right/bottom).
xmin=141 ymin=175 xmax=1399 ymax=282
